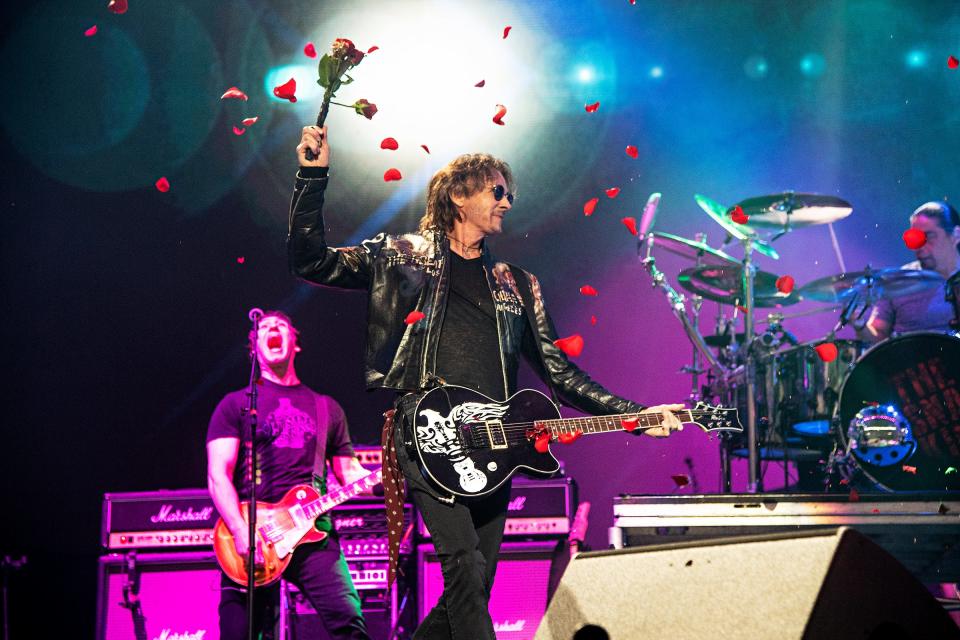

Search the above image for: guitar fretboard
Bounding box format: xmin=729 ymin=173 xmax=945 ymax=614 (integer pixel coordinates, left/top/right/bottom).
xmin=304 ymin=470 xmax=384 ymax=517
xmin=538 ymin=409 xmax=708 ymax=437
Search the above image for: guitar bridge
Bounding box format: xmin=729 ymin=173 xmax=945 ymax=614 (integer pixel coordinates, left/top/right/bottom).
xmin=485 ymin=419 xmax=508 ymax=450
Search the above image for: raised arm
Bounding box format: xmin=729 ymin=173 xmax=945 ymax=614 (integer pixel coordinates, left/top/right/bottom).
xmin=287 ymin=125 xmax=385 ymax=289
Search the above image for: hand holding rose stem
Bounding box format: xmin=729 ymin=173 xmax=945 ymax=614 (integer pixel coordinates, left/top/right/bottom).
xmin=305 ymin=38 xmax=377 ymax=161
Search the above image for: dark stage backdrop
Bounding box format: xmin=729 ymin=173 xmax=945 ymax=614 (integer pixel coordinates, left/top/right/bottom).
xmin=1 ymin=1 xmax=957 ymax=636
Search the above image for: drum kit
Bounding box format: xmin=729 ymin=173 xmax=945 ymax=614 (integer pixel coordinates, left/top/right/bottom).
xmin=639 ymin=191 xmax=960 ymax=494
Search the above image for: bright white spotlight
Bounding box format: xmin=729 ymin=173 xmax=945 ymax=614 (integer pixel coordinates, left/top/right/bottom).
xmin=307 ymin=3 xmax=548 ymax=162
xmin=649 ymin=66 xmax=664 ymax=79
xmin=576 ymin=65 xmax=596 ymax=83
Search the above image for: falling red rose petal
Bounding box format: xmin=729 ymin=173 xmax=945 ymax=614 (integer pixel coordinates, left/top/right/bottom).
xmin=232 ymin=126 xmax=245 ymax=136
xmin=872 ymin=508 xmax=880 ymax=514
xmin=621 ymin=417 xmax=638 ymax=432
xmin=590 ymin=315 xmax=597 ymax=326
xmin=420 ymin=145 xmax=430 ymax=154
xmin=671 ymin=474 xmax=690 ymax=487
xmin=303 ymin=42 xmax=317 ymax=58
xmin=404 ymin=310 xmax=425 ymax=325
xmin=584 ymin=101 xmax=600 ymax=113
xmin=503 ymin=26 xmax=512 ymax=39
xmin=220 ymin=86 xmax=249 ymax=101
xmin=902 ymin=228 xmax=926 ymax=250
xmin=492 ymin=104 xmax=507 ymax=125
xmin=622 ymin=217 xmax=639 ymax=236
xmin=474 ymin=80 xmax=486 ymax=87
xmin=903 ymin=465 xmax=917 ymax=474
xmin=730 ymin=205 xmax=748 ymax=225
xmin=775 ymin=275 xmax=795 ymax=294
xmin=849 ymin=488 xmax=860 ymax=502
xmin=558 ymin=429 xmax=583 ymax=445
xmin=534 ymin=432 xmax=551 ymax=453
xmin=85 ymin=25 xmax=98 ymax=37
xmin=241 ymin=116 xmax=258 ymax=127
xmin=948 ymin=55 xmax=959 ymax=69
xmin=272 ymin=78 xmax=297 ymax=102
xmin=367 ymin=46 xmax=379 ymax=54
xmin=579 ymin=285 xmax=598 ymax=296
xmin=380 ymin=137 xmax=399 ymax=150
xmin=814 ymin=342 xmax=838 ymax=362
xmin=605 ymin=187 xmax=621 ymax=198
xmin=625 ymin=145 xmax=639 ymax=159
xmin=839 ymin=478 xmax=850 ymax=485
xmin=383 ymin=168 xmax=403 ymax=182
xmin=583 ymin=197 xmax=599 ymax=216
xmin=108 ymin=0 xmax=128 ymax=15
xmin=155 ymin=176 xmax=170 ymax=192
xmin=236 ymin=256 xmax=245 ymax=264
xmin=554 ymin=334 xmax=584 ymax=357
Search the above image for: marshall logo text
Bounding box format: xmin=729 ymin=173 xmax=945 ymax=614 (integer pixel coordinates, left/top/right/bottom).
xmin=150 ymin=505 xmax=215 ymax=524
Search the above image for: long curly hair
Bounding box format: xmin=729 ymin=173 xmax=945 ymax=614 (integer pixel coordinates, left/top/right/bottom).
xmin=418 ymin=153 xmax=515 ymax=233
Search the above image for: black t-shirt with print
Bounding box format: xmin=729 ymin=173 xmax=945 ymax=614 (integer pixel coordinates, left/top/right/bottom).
xmin=206 ymin=380 xmax=355 ymax=503
xmin=435 ymin=252 xmax=510 ymax=401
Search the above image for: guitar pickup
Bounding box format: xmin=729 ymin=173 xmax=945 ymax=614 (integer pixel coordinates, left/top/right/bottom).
xmin=485 ymin=420 xmax=508 ymax=450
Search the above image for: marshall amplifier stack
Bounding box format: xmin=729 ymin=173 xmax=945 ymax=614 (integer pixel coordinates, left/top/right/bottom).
xmin=97 ymin=487 xmax=415 ymax=640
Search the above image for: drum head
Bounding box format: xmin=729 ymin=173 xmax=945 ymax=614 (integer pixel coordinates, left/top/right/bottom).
xmin=837 ymin=332 xmax=960 ymax=491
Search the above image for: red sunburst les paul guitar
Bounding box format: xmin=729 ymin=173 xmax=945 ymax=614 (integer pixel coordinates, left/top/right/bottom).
xmin=214 ymin=470 xmax=383 ymax=587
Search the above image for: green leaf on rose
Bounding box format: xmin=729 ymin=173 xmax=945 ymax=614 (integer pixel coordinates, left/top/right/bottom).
xmin=317 ymin=55 xmax=338 ymax=88
xmin=340 ymin=74 xmax=354 ymax=86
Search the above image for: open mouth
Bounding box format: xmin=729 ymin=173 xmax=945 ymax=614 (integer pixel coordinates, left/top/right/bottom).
xmin=266 ymin=335 xmax=283 ymax=351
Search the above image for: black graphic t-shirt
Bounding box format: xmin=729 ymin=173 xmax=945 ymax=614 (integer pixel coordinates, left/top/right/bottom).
xmin=206 ymin=380 xmax=355 ymax=503
xmin=435 ymin=252 xmax=509 ymax=400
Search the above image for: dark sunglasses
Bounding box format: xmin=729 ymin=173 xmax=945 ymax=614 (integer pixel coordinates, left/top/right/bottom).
xmin=490 ymin=184 xmax=515 ymax=205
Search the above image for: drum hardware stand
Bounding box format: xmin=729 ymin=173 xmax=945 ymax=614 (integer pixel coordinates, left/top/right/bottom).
xmin=640 ymin=248 xmax=724 ymax=376
xmin=739 ymin=236 xmax=762 ymax=493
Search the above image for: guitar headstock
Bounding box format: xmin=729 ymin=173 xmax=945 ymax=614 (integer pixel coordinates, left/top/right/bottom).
xmin=692 ymin=402 xmax=742 ymax=433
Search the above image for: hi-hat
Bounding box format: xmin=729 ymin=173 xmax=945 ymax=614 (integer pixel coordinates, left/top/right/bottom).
xmin=694 ymin=194 xmax=780 ymax=260
xmin=799 ymin=267 xmax=943 ymax=303
xmin=648 ymin=231 xmax=738 ymax=266
xmin=734 ymin=192 xmax=852 ymax=229
xmin=678 ymin=264 xmax=800 ymax=307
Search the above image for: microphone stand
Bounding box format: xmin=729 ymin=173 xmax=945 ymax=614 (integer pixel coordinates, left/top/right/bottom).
xmin=244 ymin=310 xmax=263 ymax=640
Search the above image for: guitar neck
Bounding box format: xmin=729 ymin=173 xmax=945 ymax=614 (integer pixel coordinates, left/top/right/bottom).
xmin=539 ymin=409 xmax=708 ymax=437
xmin=305 ymin=469 xmax=383 ymax=517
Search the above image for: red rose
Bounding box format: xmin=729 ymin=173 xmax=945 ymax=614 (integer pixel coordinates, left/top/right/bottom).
xmin=353 ymin=99 xmax=378 ymax=119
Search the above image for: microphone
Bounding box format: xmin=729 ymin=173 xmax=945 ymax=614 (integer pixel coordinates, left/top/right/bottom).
xmin=248 ymin=307 xmax=264 ymax=322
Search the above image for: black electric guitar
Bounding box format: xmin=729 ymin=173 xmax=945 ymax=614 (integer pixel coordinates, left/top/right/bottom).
xmin=411 ymin=385 xmax=741 ymax=497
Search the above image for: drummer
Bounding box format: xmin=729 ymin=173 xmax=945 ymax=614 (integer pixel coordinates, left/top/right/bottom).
xmin=859 ymin=201 xmax=960 ymax=340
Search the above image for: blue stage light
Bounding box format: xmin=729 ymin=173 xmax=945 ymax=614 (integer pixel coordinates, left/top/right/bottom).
xmin=904 ymin=49 xmax=928 ymax=68
xmin=575 ymin=65 xmax=596 ymax=84
xmin=649 ymin=65 xmax=664 ymax=79
xmin=799 ymin=53 xmax=826 ymax=77
xmin=744 ymin=55 xmax=769 ymax=79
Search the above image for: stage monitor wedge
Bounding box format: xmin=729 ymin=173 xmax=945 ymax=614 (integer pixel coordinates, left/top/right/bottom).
xmin=535 ymin=527 xmax=958 ymax=640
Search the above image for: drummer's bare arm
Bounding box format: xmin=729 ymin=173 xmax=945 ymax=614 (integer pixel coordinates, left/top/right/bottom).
xmin=859 ymin=310 xmax=891 ymax=342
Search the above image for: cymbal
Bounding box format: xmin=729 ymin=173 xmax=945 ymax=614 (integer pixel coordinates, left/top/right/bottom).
xmin=648 ymin=231 xmax=738 ymax=266
xmin=677 ymin=264 xmax=800 ymax=307
xmin=694 ymin=194 xmax=780 ymax=260
xmin=799 ymin=267 xmax=943 ymax=303
xmin=734 ymin=193 xmax=852 ymax=229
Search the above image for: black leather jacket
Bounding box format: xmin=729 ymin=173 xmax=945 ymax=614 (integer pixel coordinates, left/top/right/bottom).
xmin=287 ymin=168 xmax=643 ymax=416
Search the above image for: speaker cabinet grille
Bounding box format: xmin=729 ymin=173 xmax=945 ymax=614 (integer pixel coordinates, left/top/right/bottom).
xmin=418 ymin=540 xmax=559 ymax=640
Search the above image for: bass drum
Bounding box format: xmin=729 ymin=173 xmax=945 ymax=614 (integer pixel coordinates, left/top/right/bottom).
xmin=836 ymin=332 xmax=960 ymax=491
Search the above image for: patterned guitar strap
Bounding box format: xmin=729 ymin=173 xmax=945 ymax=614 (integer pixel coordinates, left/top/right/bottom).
xmin=379 ymin=407 xmax=405 ymax=590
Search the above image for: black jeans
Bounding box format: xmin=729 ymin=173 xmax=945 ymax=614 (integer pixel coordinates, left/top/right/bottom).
xmin=218 ymin=535 xmax=370 ymax=640
xmin=395 ymin=402 xmax=512 ymax=640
